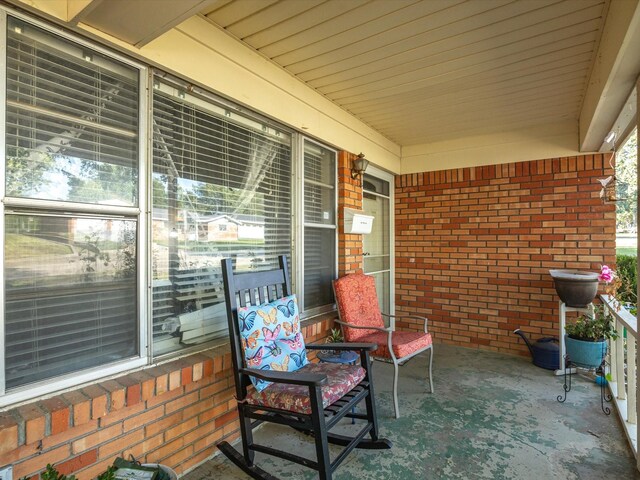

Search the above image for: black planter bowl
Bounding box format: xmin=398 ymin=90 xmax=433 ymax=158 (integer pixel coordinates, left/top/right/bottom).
xmin=549 ymin=270 xmax=599 ymax=307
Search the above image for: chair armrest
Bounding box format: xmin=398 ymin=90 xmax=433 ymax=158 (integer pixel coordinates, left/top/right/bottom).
xmin=335 ymin=319 xmax=391 ymax=333
xmin=307 ymin=342 xmax=377 ymax=352
xmin=239 ymin=367 xmax=327 ymax=386
xmin=382 ymin=313 xmax=428 ymax=332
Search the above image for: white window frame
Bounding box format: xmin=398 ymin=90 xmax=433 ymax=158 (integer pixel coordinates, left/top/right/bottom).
xmin=297 ymin=137 xmax=338 ymax=316
xmin=0 ymin=7 xmax=149 ymax=407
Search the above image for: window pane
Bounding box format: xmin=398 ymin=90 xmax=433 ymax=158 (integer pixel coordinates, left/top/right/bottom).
xmin=4 ymin=214 xmax=138 ymax=389
xmin=5 ymin=17 xmax=139 ymax=205
xmin=304 ymin=143 xmax=335 ymax=225
xmin=303 ymin=140 xmax=336 ymax=311
xmin=304 ymin=227 xmax=335 ymax=309
xmin=152 ymin=83 xmax=292 ymax=356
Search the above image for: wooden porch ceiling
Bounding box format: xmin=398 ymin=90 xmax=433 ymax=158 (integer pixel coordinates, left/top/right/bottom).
xmin=199 ymin=0 xmax=610 ymax=146
xmin=50 ymin=0 xmax=640 ymax=152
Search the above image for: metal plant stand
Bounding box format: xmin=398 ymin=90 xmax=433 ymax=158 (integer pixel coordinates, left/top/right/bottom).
xmin=557 ymin=353 xmax=612 ymax=415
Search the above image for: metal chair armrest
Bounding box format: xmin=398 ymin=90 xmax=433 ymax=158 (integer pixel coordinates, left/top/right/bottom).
xmin=239 ymin=367 xmax=327 ymax=386
xmin=381 ymin=313 xmax=428 ymax=332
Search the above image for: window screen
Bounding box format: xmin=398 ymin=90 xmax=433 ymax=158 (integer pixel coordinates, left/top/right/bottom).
xmin=5 ymin=17 xmax=139 ymax=205
xmin=3 ymin=17 xmax=140 ymax=390
xmin=303 ymin=141 xmax=336 ymax=310
xmin=151 ymin=80 xmax=292 ymax=355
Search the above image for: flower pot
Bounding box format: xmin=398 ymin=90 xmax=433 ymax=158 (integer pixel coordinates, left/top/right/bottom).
xmin=564 ymin=335 xmax=607 ymax=369
xmin=549 ymin=270 xmax=599 ymax=307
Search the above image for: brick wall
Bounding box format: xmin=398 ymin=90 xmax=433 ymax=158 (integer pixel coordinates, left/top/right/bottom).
xmin=0 ymin=148 xmax=361 ymax=479
xmin=338 ymin=151 xmax=365 ymax=276
xmin=0 ymin=317 xmax=334 ymax=480
xmin=395 ymin=155 xmax=616 ymax=355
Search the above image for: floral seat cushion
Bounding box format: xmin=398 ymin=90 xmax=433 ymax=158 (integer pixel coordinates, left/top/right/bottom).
xmin=359 ymin=331 xmax=433 ymax=359
xmin=245 ymin=362 xmax=366 ymax=415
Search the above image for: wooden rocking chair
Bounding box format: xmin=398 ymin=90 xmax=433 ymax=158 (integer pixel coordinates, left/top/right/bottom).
xmin=217 ymin=255 xmax=392 ymax=480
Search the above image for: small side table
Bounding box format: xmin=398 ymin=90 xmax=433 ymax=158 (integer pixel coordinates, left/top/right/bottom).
xmin=317 ymin=350 xmax=359 ymax=423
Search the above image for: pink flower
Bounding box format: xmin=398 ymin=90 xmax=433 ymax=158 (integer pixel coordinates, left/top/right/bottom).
xmin=599 ymin=265 xmax=614 ymax=283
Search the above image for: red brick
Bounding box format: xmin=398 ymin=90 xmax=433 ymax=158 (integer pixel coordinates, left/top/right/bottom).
xmin=40 ymin=397 xmax=70 ymax=435
xmin=56 ymin=449 xmax=98 ymax=475
xmin=15 ymin=404 xmax=46 ymax=445
xmin=0 ymin=413 xmax=18 ymax=455
xmin=63 ymin=391 xmax=91 ymax=427
xmin=82 ymin=385 xmax=109 ymax=420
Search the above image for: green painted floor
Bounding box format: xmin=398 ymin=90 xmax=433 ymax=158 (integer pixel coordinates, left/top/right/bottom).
xmin=183 ymin=344 xmax=639 ymax=479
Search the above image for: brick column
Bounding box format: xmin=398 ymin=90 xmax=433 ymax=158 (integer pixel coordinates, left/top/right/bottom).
xmin=337 ymin=151 xmax=364 ymax=276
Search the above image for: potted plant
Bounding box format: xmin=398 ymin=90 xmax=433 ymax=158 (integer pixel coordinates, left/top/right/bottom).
xmin=565 ymin=304 xmax=618 ymax=368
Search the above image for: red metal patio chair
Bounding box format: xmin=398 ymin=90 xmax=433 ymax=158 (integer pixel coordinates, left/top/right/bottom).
xmin=333 ymin=273 xmax=434 ymax=418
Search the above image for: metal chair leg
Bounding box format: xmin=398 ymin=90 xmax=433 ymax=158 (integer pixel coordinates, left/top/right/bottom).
xmin=428 ymin=346 xmax=434 ymax=393
xmin=392 ymin=360 xmax=400 ymax=419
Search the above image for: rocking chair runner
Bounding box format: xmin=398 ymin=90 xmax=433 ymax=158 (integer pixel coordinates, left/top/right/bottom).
xmin=217 ymin=255 xmax=391 ymax=480
xmin=333 ymin=273 xmax=434 ymax=419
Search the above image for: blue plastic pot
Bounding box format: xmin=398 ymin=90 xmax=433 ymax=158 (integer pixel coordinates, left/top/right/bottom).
xmin=565 ymin=335 xmax=607 ymax=369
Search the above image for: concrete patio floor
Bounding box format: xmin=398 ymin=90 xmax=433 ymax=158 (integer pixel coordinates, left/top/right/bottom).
xmin=184 ymin=344 xmax=639 ymax=479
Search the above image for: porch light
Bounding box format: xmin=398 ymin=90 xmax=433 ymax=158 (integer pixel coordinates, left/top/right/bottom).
xmin=351 ymin=153 xmax=369 ymax=180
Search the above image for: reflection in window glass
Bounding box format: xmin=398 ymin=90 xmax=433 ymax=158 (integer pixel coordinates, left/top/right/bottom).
xmin=4 ymin=214 xmax=138 ymax=389
xmin=151 ymin=83 xmax=292 ymax=355
xmin=5 ymin=17 xmax=139 ymax=205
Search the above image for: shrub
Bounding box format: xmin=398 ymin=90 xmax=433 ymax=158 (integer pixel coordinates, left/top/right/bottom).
xmin=616 ymin=254 xmax=637 ymax=305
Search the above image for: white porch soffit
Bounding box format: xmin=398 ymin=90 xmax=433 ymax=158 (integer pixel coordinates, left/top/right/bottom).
xmin=21 ymin=0 xmax=640 ymax=152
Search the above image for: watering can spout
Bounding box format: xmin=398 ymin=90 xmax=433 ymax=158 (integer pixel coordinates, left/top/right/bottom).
xmin=513 ymin=329 xmax=534 ymax=356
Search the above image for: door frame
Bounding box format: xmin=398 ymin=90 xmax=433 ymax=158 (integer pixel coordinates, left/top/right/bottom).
xmin=363 ymin=165 xmax=395 ymax=315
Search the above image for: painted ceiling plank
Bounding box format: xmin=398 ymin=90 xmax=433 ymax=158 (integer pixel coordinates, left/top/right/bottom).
xmin=350 ymin=47 xmax=595 ymax=116
xmin=361 ymin=75 xmax=588 ymax=126
xmin=328 ymin=22 xmax=601 ymax=103
xmin=319 ymin=8 xmax=603 ymax=97
xmin=259 ymin=0 xmax=421 ymax=59
xmin=225 ymin=0 xmax=322 ymax=39
xmin=301 ymin=0 xmax=603 ymax=85
xmin=293 ymin=0 xmax=548 ymax=79
xmin=203 ymin=0 xmax=279 ymax=27
xmin=244 ymin=0 xmax=369 ymax=49
xmin=272 ymin=0 xmax=464 ymax=67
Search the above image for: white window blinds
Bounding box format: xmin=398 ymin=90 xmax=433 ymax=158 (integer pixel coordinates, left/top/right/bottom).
xmin=5 ymin=17 xmax=139 ymax=204
xmin=303 ymin=140 xmax=336 ymax=310
xmin=151 ymin=79 xmax=292 ymax=355
xmin=3 ymin=16 xmax=140 ymax=390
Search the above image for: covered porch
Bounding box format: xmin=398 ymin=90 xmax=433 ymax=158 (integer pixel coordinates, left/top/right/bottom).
xmin=185 ymin=344 xmax=639 ymax=479
xmin=0 ymin=1 xmax=639 ymax=479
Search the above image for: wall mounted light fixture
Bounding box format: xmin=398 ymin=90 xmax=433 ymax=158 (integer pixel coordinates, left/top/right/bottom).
xmin=351 ymin=153 xmax=369 ymax=180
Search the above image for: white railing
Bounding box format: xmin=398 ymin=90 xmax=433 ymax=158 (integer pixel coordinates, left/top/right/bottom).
xmin=601 ymin=294 xmax=639 ymax=469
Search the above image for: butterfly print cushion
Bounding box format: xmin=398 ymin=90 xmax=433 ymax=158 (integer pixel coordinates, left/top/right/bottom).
xmin=237 ymin=294 xmax=309 ymax=391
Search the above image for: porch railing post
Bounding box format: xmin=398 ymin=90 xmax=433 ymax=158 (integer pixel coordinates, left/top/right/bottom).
xmin=628 ymin=335 xmax=636 ymax=424
xmin=616 ymin=321 xmax=626 ymax=401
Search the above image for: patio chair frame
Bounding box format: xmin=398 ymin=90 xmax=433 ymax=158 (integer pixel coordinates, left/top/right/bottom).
xmin=333 ymin=277 xmax=434 ymax=419
xmin=217 ymin=255 xmax=392 ymax=480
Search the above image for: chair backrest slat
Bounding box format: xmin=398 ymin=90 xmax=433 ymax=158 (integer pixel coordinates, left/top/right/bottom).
xmin=222 ymin=255 xmax=292 ymax=399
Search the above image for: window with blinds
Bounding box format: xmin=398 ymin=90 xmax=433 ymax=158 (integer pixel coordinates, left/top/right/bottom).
xmin=151 ymin=80 xmax=292 ymax=356
xmin=3 ymin=16 xmax=140 ymax=390
xmin=5 ymin=17 xmax=139 ymax=204
xmin=303 ymin=140 xmax=336 ymax=311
